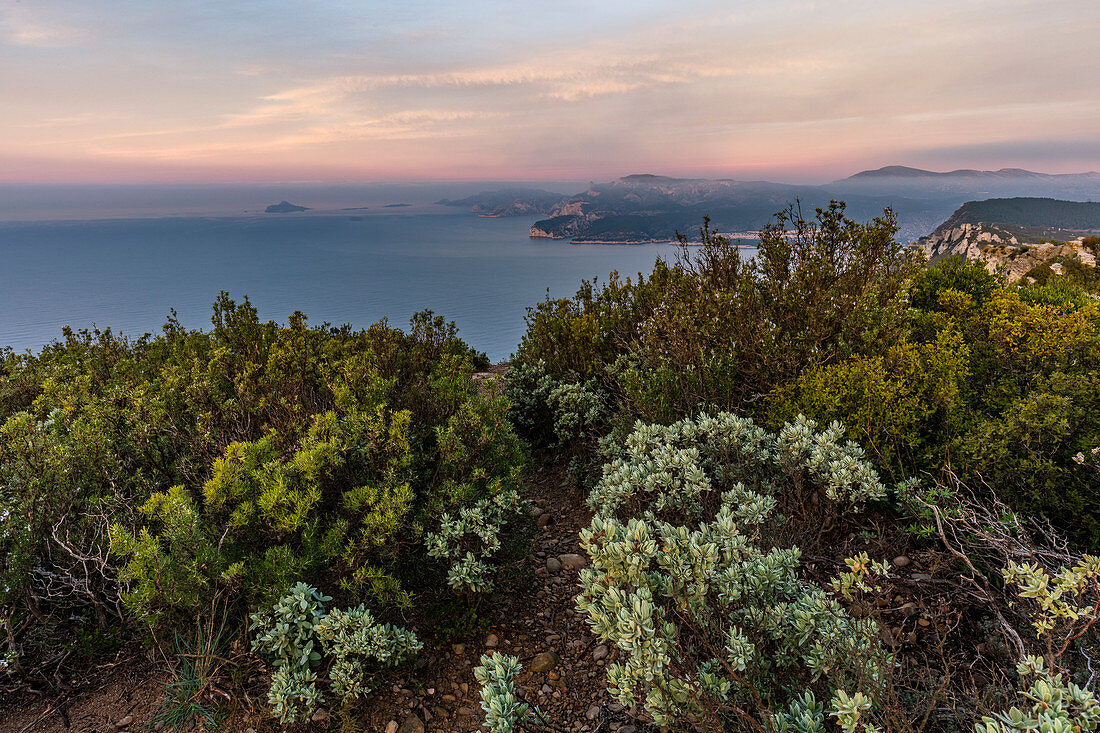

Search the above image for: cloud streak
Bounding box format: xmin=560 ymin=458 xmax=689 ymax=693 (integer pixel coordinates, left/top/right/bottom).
xmin=0 ymin=0 xmax=1097 ymax=182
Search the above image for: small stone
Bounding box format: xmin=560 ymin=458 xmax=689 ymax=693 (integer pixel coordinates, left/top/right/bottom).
xmin=452 ymin=643 xmax=465 ymax=655
xmin=442 ymin=694 xmax=457 ymax=702
xmin=918 ymin=617 xmax=931 ymax=627
xmin=530 ymin=651 xmax=560 ymax=673
xmin=154 ymin=724 xmax=166 ymax=733
xmin=527 ymin=504 xmax=545 ymax=517
xmin=592 ymin=644 xmax=609 ymax=661
xmin=587 ymin=706 xmax=601 ymax=721
xmin=621 ymin=727 xmax=637 ymax=733
xmin=485 ymin=633 xmax=499 ymax=648
xmin=399 ymin=714 xmax=425 ymax=733
xmin=546 ymin=557 xmax=563 ymax=573
xmin=537 ymin=513 xmax=553 ymax=528
xmin=559 ymin=553 xmax=587 ymax=570
xmin=386 ymin=722 xmax=399 ymax=733
xmin=311 ymin=707 xmax=329 ymax=722
xmin=457 ymin=707 xmax=475 ymax=716
xmin=911 ymin=572 xmax=932 ymax=581
xmin=115 ymin=717 xmax=133 ymax=729
xmin=433 ymin=707 xmax=450 ymax=720
xmin=892 ymin=555 xmax=911 ymax=568
xmin=422 ymin=708 xmax=433 ymax=723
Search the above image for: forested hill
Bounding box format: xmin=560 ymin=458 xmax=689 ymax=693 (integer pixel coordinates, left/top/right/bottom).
xmin=932 ymin=197 xmax=1100 ymax=237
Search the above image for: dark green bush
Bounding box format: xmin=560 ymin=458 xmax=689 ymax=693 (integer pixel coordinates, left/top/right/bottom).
xmin=512 ymin=203 xmax=919 ymax=455
xmin=0 ymin=294 xmax=525 ymax=642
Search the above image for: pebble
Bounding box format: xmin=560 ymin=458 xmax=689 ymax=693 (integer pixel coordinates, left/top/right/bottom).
xmin=115 ymin=717 xmax=133 ymax=729
xmin=457 ymin=707 xmax=476 ymax=716
xmin=912 ymin=572 xmax=932 ymax=581
xmin=527 ymin=504 xmax=545 ymax=517
xmin=485 ymin=633 xmax=499 ymax=648
xmin=586 ymin=706 xmax=601 ymax=721
xmin=537 ymin=513 xmax=553 ymax=528
xmin=398 ymin=715 xmax=425 ymax=733
xmin=592 ymin=644 xmax=609 ymax=661
xmin=546 ymin=557 xmax=563 ymax=573
xmin=443 ymin=693 xmax=457 ymax=702
xmin=452 ymin=643 xmax=465 ymax=655
xmin=530 ymin=650 xmax=561 ymax=673
xmin=311 ymin=707 xmax=329 ymax=722
xmin=892 ymin=555 xmax=911 ymax=567
xmin=559 ymin=553 xmax=587 ymax=570
xmin=386 ymin=722 xmax=399 ymax=733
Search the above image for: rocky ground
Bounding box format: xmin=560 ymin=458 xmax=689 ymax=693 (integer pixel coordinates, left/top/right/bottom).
xmin=358 ymin=463 xmax=642 ymax=733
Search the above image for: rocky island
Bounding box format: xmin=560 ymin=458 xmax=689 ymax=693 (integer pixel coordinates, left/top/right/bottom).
xmin=265 ymin=200 xmax=310 ymax=213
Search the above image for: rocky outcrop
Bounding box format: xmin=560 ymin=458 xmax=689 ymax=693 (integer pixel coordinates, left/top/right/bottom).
xmin=917 ymin=222 xmax=1096 ymax=282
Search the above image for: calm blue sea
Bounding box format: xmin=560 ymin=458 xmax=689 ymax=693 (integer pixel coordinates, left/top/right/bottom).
xmin=0 ymin=209 xmax=693 ymax=361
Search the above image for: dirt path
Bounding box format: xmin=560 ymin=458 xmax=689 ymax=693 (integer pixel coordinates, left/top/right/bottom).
xmin=361 ymin=462 xmax=640 ymax=733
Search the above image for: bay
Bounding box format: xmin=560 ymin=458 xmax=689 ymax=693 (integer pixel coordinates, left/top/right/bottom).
xmin=0 ymin=211 xmax=700 ymax=362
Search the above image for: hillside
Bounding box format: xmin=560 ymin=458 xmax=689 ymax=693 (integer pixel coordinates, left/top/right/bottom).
xmin=918 ymin=197 xmax=1100 ymax=281
xmin=932 ymin=197 xmax=1100 ymax=238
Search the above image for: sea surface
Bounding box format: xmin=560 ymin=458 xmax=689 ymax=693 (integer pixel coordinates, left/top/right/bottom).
xmin=0 ymin=200 xmax=705 ymax=361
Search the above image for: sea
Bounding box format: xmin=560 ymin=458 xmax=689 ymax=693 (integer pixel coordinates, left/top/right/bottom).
xmin=0 ymin=183 xmax=717 ymax=362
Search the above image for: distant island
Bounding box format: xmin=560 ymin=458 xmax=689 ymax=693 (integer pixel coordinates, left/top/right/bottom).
xmin=265 ymin=201 xmax=310 ymax=213
xmin=383 ymin=203 xmax=412 ymax=208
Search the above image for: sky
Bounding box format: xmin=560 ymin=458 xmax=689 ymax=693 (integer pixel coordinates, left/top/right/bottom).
xmin=1 ymin=0 xmax=1098 ymax=184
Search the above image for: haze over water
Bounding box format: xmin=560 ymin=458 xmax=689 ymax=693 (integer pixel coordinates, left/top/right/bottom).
xmin=0 ymin=185 xmax=691 ymax=362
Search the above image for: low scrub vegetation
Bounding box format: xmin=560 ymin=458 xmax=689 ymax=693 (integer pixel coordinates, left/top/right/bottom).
xmin=0 ymin=295 xmax=524 ymax=720
xmin=3 ymin=201 xmax=1099 ymax=731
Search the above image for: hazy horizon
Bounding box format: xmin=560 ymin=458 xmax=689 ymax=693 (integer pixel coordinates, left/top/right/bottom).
xmin=3 ymin=1 xmax=1097 ymax=184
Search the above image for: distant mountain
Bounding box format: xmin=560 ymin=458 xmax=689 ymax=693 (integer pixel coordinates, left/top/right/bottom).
xmin=434 ymin=167 xmax=1100 ymax=244
xmin=265 ymin=201 xmax=309 ymax=213
xmin=833 ymin=167 xmax=1100 ymax=203
xmin=844 ymin=166 xmax=1099 ymax=180
xmin=529 ymin=174 xmax=941 ymax=242
xmin=437 ymin=188 xmax=566 ymax=217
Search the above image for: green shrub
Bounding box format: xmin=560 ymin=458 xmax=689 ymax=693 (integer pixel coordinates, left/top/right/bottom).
xmin=576 ymin=411 xmax=891 ymax=729
xmin=1 ymin=293 xmax=526 ymax=646
xmin=475 ymin=652 xmax=538 ymax=733
xmin=250 ymin=583 xmax=422 ymax=723
xmin=513 ymin=204 xmax=919 ymax=450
